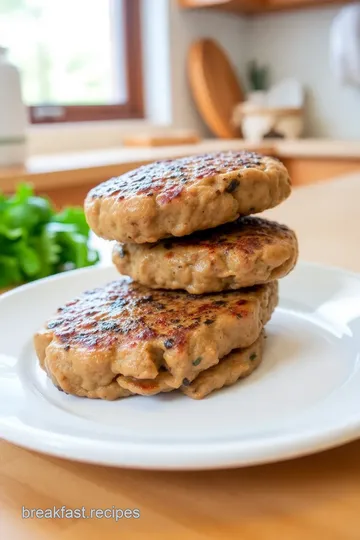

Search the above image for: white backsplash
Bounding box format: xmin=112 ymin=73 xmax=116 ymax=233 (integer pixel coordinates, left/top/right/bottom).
xmin=244 ymin=7 xmax=360 ymax=139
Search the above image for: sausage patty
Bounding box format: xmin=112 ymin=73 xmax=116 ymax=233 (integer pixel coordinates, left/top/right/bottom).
xmin=181 ymin=331 xmax=264 ymax=399
xmin=34 ymin=278 xmax=278 ymax=399
xmin=85 ymin=151 xmax=291 ymax=243
xmin=113 ymin=217 xmax=298 ymax=294
xmin=117 ymin=331 xmax=265 ymax=399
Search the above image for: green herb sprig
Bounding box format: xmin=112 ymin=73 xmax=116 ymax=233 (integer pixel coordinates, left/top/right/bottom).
xmin=247 ymin=60 xmax=269 ymax=92
xmin=0 ymin=184 xmax=99 ymax=288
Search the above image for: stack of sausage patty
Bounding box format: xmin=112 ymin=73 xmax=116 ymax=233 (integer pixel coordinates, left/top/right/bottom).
xmin=34 ymin=151 xmax=298 ymax=400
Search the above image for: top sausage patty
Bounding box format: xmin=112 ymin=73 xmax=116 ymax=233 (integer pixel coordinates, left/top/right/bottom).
xmin=113 ymin=216 xmax=298 ymax=294
xmin=84 ymin=151 xmax=291 ymax=243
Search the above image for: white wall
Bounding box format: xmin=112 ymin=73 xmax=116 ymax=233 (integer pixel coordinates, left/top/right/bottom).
xmin=246 ymin=7 xmax=360 ymax=139
xmin=169 ymin=1 xmax=247 ymax=135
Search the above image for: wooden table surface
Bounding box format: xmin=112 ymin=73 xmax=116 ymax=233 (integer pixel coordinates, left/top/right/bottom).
xmin=2 ymin=173 xmax=360 ymax=540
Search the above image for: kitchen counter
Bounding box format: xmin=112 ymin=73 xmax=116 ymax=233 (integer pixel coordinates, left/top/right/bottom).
xmin=274 ymin=138 xmax=360 ymax=159
xmin=0 ymin=140 xmax=275 ymax=193
xmin=1 ymin=139 xmax=360 ymax=196
xmin=2 ymin=171 xmax=360 ymax=539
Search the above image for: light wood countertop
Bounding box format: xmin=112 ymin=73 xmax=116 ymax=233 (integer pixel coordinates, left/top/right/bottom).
xmin=2 ymin=172 xmax=360 ymax=539
xmin=1 ymin=138 xmax=360 ymax=194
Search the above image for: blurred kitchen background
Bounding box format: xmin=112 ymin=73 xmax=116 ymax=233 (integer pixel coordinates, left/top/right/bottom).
xmin=1 ymin=0 xmax=360 ymax=207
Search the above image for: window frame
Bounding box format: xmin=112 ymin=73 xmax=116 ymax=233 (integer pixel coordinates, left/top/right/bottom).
xmin=29 ymin=0 xmax=144 ymax=124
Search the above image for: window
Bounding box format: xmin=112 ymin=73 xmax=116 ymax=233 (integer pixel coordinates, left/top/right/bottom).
xmin=0 ymin=0 xmax=144 ymax=123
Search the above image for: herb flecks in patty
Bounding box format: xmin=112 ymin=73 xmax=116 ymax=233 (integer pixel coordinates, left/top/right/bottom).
xmin=226 ymin=179 xmax=240 ymax=193
xmin=164 ymin=338 xmax=175 ymax=349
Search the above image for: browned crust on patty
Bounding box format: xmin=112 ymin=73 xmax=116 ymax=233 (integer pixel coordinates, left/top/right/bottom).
xmin=85 ymin=151 xmax=291 ymax=243
xmin=113 ymin=217 xmax=298 ymax=294
xmin=34 ymin=279 xmax=278 ymax=396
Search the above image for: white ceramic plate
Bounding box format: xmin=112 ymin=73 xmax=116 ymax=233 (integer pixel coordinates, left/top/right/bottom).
xmin=1 ymin=262 xmax=360 ymax=470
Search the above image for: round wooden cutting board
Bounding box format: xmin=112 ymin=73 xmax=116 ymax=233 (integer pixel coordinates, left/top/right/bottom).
xmin=188 ymin=38 xmax=244 ymax=139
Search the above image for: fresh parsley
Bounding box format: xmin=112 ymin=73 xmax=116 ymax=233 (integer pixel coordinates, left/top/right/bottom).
xmin=0 ymin=184 xmax=99 ymax=288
